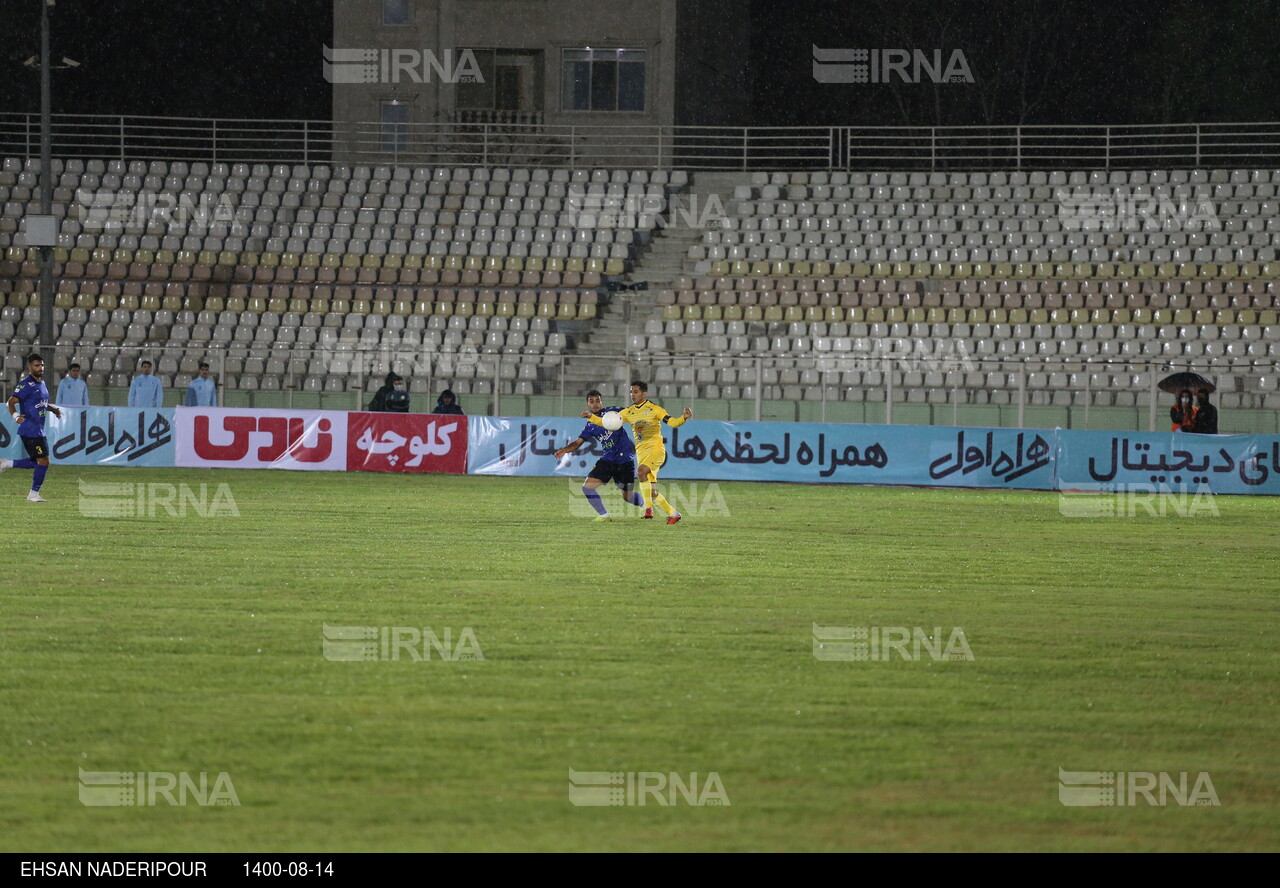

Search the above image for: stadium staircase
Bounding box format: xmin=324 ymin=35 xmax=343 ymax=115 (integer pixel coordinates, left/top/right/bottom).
xmin=553 ymin=173 xmax=714 ymax=394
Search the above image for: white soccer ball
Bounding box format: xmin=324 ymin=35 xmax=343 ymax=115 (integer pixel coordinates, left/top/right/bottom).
xmin=601 ymin=411 xmax=623 ymax=431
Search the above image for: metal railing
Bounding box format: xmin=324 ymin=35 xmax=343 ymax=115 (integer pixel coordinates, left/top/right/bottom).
xmin=4 ymin=113 xmax=1280 ymax=171
xmin=9 ymin=344 xmax=1278 ymax=434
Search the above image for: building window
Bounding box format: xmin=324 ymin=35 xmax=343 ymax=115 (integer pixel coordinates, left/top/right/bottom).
xmin=382 ymin=0 xmax=410 ymax=26
xmin=380 ymin=101 xmax=410 ymax=153
xmin=457 ymin=49 xmax=543 ymax=113
xmin=561 ymin=48 xmax=646 ymax=112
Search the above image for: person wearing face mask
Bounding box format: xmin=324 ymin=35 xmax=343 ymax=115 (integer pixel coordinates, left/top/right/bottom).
xmin=1192 ymin=388 xmax=1218 ymax=434
xmin=1170 ymin=388 xmax=1197 ymax=432
xmin=369 ymin=372 xmax=410 ymax=412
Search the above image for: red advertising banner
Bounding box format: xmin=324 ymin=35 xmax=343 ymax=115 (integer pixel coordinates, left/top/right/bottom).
xmin=346 ymin=413 xmax=467 ymax=474
xmin=175 ymin=407 xmax=347 ymax=470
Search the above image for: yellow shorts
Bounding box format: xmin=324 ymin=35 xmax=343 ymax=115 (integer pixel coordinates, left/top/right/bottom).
xmin=635 ymin=445 xmax=666 ymax=478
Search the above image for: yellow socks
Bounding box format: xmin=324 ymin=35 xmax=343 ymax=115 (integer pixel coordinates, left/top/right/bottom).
xmin=652 ymin=492 xmax=677 ymax=516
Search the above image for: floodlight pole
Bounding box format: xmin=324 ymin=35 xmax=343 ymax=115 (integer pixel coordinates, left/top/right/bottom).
xmin=38 ymin=0 xmax=55 ymax=358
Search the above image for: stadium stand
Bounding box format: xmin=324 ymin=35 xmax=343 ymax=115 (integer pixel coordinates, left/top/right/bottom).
xmin=692 ymin=169 xmax=1279 ymax=279
xmin=0 ymin=157 xmax=687 ymax=405
xmin=3 ymin=156 xmax=1280 ymax=428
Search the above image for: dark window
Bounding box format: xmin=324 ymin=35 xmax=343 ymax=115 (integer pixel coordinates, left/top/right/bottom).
xmin=590 ymin=61 xmax=617 ymax=111
xmin=380 ymin=102 xmax=409 ymax=153
xmin=561 ymin=49 xmax=646 ymax=112
xmin=456 ymin=50 xmax=496 ymax=110
xmin=382 ymin=0 xmax=410 ymax=26
xmin=457 ymin=49 xmax=542 ymax=113
xmin=495 ymin=67 xmax=521 ymax=111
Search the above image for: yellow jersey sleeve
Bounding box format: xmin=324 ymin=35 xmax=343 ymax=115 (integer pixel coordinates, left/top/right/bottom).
xmin=652 ymin=402 xmax=688 ymax=428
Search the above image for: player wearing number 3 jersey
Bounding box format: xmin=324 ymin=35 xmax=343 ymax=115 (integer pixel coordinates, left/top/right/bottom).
xmin=2 ymin=353 xmax=63 ymax=502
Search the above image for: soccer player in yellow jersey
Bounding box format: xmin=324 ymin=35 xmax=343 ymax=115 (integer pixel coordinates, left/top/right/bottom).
xmin=583 ymin=380 xmax=692 ymax=524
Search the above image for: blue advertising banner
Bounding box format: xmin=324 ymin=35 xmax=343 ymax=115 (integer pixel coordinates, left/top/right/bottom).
xmin=0 ymin=407 xmax=176 ymax=467
xmin=661 ymin=423 xmax=1055 ymax=488
xmin=467 ymin=416 xmax=608 ymax=476
xmin=468 ymin=417 xmax=1057 ymax=489
xmin=1057 ymin=430 xmax=1280 ymax=495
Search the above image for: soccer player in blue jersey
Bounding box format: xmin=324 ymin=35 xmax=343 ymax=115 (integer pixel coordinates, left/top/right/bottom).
xmin=554 ymin=390 xmax=647 ymax=522
xmin=583 ymin=380 xmax=691 ymax=524
xmin=1 ymin=353 xmax=64 ymax=502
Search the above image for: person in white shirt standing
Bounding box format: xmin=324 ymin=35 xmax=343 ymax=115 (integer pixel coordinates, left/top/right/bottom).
xmin=128 ymin=359 xmax=164 ymax=408
xmin=184 ymin=363 xmax=217 ymax=407
xmin=55 ymin=362 xmax=89 ymax=407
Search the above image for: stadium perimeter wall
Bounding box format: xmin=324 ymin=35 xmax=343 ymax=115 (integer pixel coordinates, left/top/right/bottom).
xmin=47 ymin=388 xmax=1280 ymax=436
xmin=6 ymin=406 xmax=1279 ymax=495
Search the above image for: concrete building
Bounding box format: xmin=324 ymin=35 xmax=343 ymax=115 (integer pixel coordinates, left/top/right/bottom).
xmin=330 ymin=0 xmax=678 ymax=166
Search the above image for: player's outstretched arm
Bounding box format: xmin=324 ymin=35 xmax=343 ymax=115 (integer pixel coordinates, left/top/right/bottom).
xmin=664 ymin=407 xmax=693 ymax=428
xmin=554 ymin=438 xmax=585 ymax=459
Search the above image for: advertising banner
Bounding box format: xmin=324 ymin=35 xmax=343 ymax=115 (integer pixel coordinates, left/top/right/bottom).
xmin=468 ymin=417 xmax=1056 ymax=489
xmin=1056 ymin=430 xmax=1280 ymax=494
xmin=174 ymin=407 xmax=347 ymax=471
xmin=346 ymin=412 xmax=467 ymax=474
xmin=0 ymin=407 xmax=175 ymax=467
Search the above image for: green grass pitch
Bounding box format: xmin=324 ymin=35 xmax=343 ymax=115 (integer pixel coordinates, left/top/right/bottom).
xmin=1 ymin=467 xmax=1277 ymax=852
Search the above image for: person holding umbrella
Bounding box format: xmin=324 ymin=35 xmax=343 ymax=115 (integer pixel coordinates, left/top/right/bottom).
xmin=1193 ymin=389 xmax=1218 ymax=434
xmin=1159 ymin=371 xmax=1214 ymax=433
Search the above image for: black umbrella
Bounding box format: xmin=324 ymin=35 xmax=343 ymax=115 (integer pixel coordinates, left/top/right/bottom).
xmin=1158 ymin=372 xmax=1215 ymax=395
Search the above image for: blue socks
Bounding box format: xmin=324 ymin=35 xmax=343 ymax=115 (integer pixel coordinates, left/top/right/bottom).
xmin=582 ymin=486 xmax=608 ymax=516
xmin=13 ymin=460 xmax=47 ymax=491
xmin=583 ymin=485 xmax=646 ymax=516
